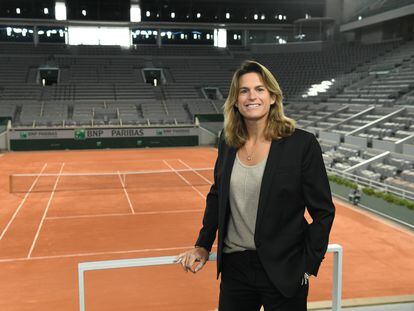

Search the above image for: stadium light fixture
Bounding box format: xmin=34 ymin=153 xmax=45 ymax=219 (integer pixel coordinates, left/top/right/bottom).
xmin=82 ymin=10 xmax=87 ymax=16
xmin=16 ymin=8 xmax=21 ymax=14
xmin=226 ymin=13 xmax=230 ymax=19
xmin=171 ymin=12 xmax=175 ymax=18
xmin=44 ymin=8 xmax=49 ymax=14
xmin=358 ymin=16 xmax=362 ymax=20
xmin=279 ymin=14 xmax=283 ymax=20
xmin=55 ymin=1 xmax=67 ymax=20
xmin=254 ymin=14 xmax=258 ymax=20
xmin=130 ymin=4 xmax=141 ymax=22
xmin=146 ymin=10 xmax=150 ymax=17
xmin=197 ymin=13 xmax=201 ymax=18
xmin=261 ymin=14 xmax=265 ymax=20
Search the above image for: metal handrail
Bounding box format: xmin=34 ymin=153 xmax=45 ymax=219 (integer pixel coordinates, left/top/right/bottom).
xmin=78 ymin=244 xmax=343 ymax=311
xmin=327 ymin=167 xmax=414 ymax=201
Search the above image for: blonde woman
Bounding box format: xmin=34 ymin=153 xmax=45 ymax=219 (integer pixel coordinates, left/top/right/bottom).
xmin=176 ymin=60 xmax=335 ymax=311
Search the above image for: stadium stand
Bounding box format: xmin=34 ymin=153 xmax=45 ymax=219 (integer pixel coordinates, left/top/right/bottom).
xmin=0 ymin=35 xmax=413 ymax=198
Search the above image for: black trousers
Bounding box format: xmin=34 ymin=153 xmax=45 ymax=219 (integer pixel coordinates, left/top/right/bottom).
xmin=219 ymin=251 xmax=308 ymax=311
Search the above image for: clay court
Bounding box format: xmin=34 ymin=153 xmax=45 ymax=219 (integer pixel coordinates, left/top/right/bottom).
xmin=0 ymin=147 xmax=413 ymax=310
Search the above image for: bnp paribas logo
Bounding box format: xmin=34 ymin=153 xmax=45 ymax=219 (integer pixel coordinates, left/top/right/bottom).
xmin=156 ymin=129 xmax=164 ymax=136
xmin=19 ymin=131 xmax=28 ymax=139
xmin=74 ymin=128 xmax=86 ymax=140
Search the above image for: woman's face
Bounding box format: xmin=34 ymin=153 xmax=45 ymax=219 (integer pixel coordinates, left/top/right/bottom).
xmin=236 ymin=72 xmax=275 ymax=122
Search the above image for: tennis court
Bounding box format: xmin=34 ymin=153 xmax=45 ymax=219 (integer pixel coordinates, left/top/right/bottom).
xmin=0 ymin=147 xmax=413 ymax=310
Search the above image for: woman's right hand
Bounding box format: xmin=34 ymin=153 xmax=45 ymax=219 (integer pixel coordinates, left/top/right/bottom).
xmin=175 ymin=247 xmax=209 ymax=273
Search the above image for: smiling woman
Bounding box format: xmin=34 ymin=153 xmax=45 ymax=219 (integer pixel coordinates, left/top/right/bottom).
xmin=176 ymin=60 xmax=335 ymax=311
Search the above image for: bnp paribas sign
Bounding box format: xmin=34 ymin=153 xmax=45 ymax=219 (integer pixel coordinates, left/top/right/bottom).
xmin=74 ymin=128 xmax=86 ymax=140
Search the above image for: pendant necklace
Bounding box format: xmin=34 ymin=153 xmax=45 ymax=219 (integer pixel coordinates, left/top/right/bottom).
xmin=244 ymin=141 xmax=257 ymax=161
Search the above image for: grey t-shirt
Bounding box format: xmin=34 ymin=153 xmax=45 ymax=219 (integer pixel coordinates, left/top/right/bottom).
xmin=223 ymin=153 xmax=268 ymax=253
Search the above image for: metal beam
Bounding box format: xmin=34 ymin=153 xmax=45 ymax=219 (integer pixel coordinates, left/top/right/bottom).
xmin=346 ymin=107 xmax=406 ymax=136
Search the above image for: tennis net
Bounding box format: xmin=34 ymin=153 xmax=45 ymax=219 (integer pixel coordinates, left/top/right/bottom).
xmin=9 ymin=167 xmax=214 ymax=193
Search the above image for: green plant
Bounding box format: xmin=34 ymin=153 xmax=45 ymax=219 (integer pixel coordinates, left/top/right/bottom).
xmin=362 ymin=187 xmax=414 ymax=210
xmin=329 ymin=174 xmax=414 ymax=210
xmin=328 ymin=174 xmax=358 ymax=189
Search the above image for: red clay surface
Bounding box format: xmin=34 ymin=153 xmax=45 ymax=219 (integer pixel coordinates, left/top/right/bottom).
xmin=0 ymin=147 xmax=413 ymax=310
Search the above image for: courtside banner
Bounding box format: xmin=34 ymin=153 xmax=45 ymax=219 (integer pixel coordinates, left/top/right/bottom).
xmin=9 ymin=127 xmax=198 ymax=140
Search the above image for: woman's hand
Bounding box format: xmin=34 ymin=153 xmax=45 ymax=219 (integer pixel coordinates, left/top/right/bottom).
xmin=175 ymin=247 xmax=209 ymax=273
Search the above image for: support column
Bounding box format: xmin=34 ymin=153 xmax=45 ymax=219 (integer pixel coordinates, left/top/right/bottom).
xmin=243 ymin=29 xmax=249 ymax=47
xmin=33 ymin=25 xmax=39 ymax=46
xmin=157 ymin=28 xmax=162 ymax=47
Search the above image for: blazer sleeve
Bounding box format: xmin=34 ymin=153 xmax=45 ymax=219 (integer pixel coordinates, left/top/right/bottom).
xmin=194 ymin=133 xmax=223 ymax=252
xmin=301 ymin=134 xmax=335 ymax=276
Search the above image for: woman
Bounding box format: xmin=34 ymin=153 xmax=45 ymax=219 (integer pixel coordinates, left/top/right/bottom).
xmin=176 ymin=60 xmax=335 ymax=311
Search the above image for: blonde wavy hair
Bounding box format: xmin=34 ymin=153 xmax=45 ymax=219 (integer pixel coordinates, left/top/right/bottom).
xmin=223 ymin=60 xmax=296 ymax=148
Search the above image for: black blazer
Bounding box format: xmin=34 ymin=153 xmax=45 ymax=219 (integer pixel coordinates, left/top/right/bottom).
xmin=195 ymin=128 xmax=335 ymax=297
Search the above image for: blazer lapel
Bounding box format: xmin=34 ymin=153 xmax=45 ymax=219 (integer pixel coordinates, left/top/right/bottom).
xmin=219 ymin=145 xmax=236 ymax=225
xmin=254 ymin=138 xmax=285 ymax=236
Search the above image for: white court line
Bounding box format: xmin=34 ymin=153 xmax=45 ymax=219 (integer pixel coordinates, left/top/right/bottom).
xmin=27 ymin=163 xmax=65 ymax=258
xmin=62 ymin=158 xmax=181 ymax=165
xmin=0 ymin=245 xmax=217 ymax=264
xmin=163 ymin=160 xmax=206 ymax=199
xmin=117 ymin=171 xmax=135 ymax=214
xmin=178 ymin=159 xmax=213 ymax=185
xmin=45 ymin=209 xmax=202 ymax=220
xmin=0 ymin=163 xmax=48 ymax=241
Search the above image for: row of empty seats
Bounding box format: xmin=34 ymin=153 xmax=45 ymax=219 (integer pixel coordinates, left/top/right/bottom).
xmin=3 ymin=99 xmax=220 ymax=127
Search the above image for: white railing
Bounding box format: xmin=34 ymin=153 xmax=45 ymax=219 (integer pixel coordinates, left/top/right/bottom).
xmin=78 ymin=244 xmax=343 ymax=311
xmin=327 ymin=167 xmax=414 ymax=201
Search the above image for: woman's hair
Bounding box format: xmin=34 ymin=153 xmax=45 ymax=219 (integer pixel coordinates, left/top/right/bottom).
xmin=223 ymin=60 xmax=296 ymax=148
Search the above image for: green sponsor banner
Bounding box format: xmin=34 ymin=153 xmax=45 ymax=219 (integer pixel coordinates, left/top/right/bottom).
xmin=74 ymin=128 xmax=86 ymax=140
xmin=20 ymin=132 xmax=28 ymax=139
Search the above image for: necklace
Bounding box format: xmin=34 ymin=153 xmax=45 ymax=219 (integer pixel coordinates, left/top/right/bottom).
xmin=244 ymin=141 xmax=257 ymax=161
